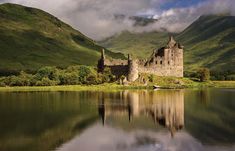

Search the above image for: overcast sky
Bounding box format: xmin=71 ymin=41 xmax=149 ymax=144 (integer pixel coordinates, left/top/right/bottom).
xmin=0 ymin=0 xmax=235 ymax=40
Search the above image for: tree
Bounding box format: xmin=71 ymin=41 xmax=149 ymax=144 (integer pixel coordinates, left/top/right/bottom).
xmin=34 ymin=66 xmax=60 ymax=85
xmin=197 ymin=68 xmax=210 ymax=82
xmin=101 ymin=67 xmax=115 ymax=83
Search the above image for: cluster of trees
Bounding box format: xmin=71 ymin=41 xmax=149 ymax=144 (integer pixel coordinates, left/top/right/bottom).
xmin=184 ymin=68 xmax=210 ymax=82
xmin=185 ymin=68 xmax=235 ymax=81
xmin=210 ymin=70 xmax=235 ymax=81
xmin=0 ymin=66 xmax=116 ymax=87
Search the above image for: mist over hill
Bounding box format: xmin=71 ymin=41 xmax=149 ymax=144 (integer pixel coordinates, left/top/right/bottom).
xmin=99 ymin=15 xmax=235 ymax=72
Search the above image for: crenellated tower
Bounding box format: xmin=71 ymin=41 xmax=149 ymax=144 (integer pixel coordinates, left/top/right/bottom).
xmin=127 ymin=54 xmax=139 ymax=82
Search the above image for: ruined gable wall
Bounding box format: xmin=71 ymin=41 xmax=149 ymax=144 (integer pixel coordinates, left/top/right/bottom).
xmin=138 ymin=47 xmax=183 ymax=77
xmin=103 ymin=59 xmax=129 ymax=77
xmin=104 ymin=59 xmax=128 ymax=66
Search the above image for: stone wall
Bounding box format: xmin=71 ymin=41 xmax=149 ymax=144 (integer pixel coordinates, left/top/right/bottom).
xmin=108 ymin=65 xmax=129 ymax=77
xmin=138 ymin=36 xmax=184 ymax=77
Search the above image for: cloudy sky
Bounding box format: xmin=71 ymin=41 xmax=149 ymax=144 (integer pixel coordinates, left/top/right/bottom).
xmin=0 ymin=0 xmax=235 ymax=40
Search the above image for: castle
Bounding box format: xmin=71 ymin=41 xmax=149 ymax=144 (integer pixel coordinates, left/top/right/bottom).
xmin=98 ymin=90 xmax=184 ymax=137
xmin=98 ymin=36 xmax=184 ymax=82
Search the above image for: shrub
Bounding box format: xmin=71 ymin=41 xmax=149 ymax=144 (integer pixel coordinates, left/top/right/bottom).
xmin=148 ymin=74 xmax=154 ymax=82
xmin=102 ymin=67 xmax=116 ymax=83
xmin=36 ymin=77 xmax=58 ymax=86
xmin=64 ymin=65 xmax=98 ymax=84
xmin=0 ymin=65 xmax=117 ymax=86
xmin=78 ymin=66 xmax=93 ymax=84
xmin=0 ymin=77 xmax=6 ymax=87
xmin=86 ymin=74 xmax=98 ymax=85
xmin=197 ymin=68 xmax=210 ymax=82
xmin=35 ymin=66 xmax=60 ymax=82
xmin=9 ymin=76 xmax=23 ymax=86
xmin=59 ymin=72 xmax=80 ymax=85
xmin=18 ymin=71 xmax=34 ymax=86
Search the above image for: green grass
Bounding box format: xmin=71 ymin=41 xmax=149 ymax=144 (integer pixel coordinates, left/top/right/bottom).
xmin=0 ymin=3 xmax=125 ymax=74
xmin=0 ymin=83 xmax=148 ymax=92
xmin=212 ymin=81 xmax=235 ymax=88
xmin=0 ymin=79 xmax=235 ymax=92
xmin=99 ymin=15 xmax=235 ymax=72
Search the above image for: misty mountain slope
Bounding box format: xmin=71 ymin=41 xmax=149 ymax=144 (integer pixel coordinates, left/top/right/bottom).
xmin=100 ymin=15 xmax=235 ymax=72
xmin=99 ymin=31 xmax=168 ymax=59
xmin=177 ymin=15 xmax=235 ymax=71
xmin=0 ymin=3 xmax=124 ymax=73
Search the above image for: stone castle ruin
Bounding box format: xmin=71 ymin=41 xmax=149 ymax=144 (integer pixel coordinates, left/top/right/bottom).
xmin=98 ymin=36 xmax=184 ymax=81
xmin=98 ymin=90 xmax=184 ymax=137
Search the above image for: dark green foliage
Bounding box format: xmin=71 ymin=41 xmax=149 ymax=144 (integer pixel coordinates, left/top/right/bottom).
xmin=101 ymin=67 xmax=116 ymax=83
xmin=34 ymin=67 xmax=60 ymax=86
xmin=63 ymin=65 xmax=98 ymax=85
xmin=35 ymin=77 xmax=58 ymax=86
xmin=0 ymin=65 xmax=115 ymax=86
xmin=184 ymin=69 xmax=211 ymax=82
xmin=0 ymin=71 xmax=35 ymax=86
xmin=210 ymin=70 xmax=235 ymax=80
xmin=197 ymin=68 xmax=210 ymax=82
xmin=36 ymin=67 xmax=60 ymax=81
xmin=148 ymin=74 xmax=154 ymax=82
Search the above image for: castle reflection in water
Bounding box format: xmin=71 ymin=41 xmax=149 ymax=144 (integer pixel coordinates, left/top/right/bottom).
xmin=98 ymin=90 xmax=184 ymax=137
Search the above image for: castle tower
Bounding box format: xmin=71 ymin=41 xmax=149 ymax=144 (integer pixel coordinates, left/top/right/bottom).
xmin=101 ymin=48 xmax=105 ymax=59
xmin=167 ymin=36 xmax=176 ymax=48
xmin=127 ymin=54 xmax=139 ymax=82
xmin=176 ymin=43 xmax=184 ymax=77
xmin=97 ymin=49 xmax=105 ymax=72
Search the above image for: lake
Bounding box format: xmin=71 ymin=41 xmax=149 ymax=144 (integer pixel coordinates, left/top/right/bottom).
xmin=0 ymin=89 xmax=235 ymax=151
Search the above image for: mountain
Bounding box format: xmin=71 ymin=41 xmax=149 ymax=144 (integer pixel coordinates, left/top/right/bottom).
xmin=0 ymin=3 xmax=125 ymax=74
xmin=99 ymin=31 xmax=169 ymax=59
xmin=177 ymin=15 xmax=235 ymax=71
xmin=99 ymin=15 xmax=235 ymax=72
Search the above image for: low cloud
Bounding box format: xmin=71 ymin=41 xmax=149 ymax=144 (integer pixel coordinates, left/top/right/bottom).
xmin=147 ymin=0 xmax=235 ymax=33
xmin=1 ymin=0 xmax=235 ymax=40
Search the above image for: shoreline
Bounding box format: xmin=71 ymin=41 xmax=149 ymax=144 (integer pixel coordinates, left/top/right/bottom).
xmin=0 ymin=81 xmax=235 ymax=92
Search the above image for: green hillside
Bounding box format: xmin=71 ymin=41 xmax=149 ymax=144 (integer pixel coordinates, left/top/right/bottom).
xmin=99 ymin=15 xmax=235 ymax=72
xmin=177 ymin=15 xmax=235 ymax=71
xmin=0 ymin=3 xmax=124 ymax=74
xmin=99 ymin=31 xmax=169 ymax=59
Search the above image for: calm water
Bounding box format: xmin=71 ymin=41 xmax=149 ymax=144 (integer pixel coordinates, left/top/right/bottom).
xmin=0 ymin=89 xmax=235 ymax=151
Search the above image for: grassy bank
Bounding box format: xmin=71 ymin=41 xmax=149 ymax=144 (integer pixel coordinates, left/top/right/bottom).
xmin=212 ymin=81 xmax=235 ymax=88
xmin=0 ymin=83 xmax=149 ymax=92
xmin=0 ymin=79 xmax=235 ymax=92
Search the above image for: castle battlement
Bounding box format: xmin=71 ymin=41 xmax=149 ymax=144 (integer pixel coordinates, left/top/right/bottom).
xmin=97 ymin=36 xmax=184 ymax=82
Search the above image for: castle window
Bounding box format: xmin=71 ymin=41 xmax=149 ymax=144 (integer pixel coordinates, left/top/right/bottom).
xmin=160 ymin=61 xmax=162 ymax=65
xmin=168 ymin=61 xmax=170 ymax=65
xmin=156 ymin=61 xmax=158 ymax=64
